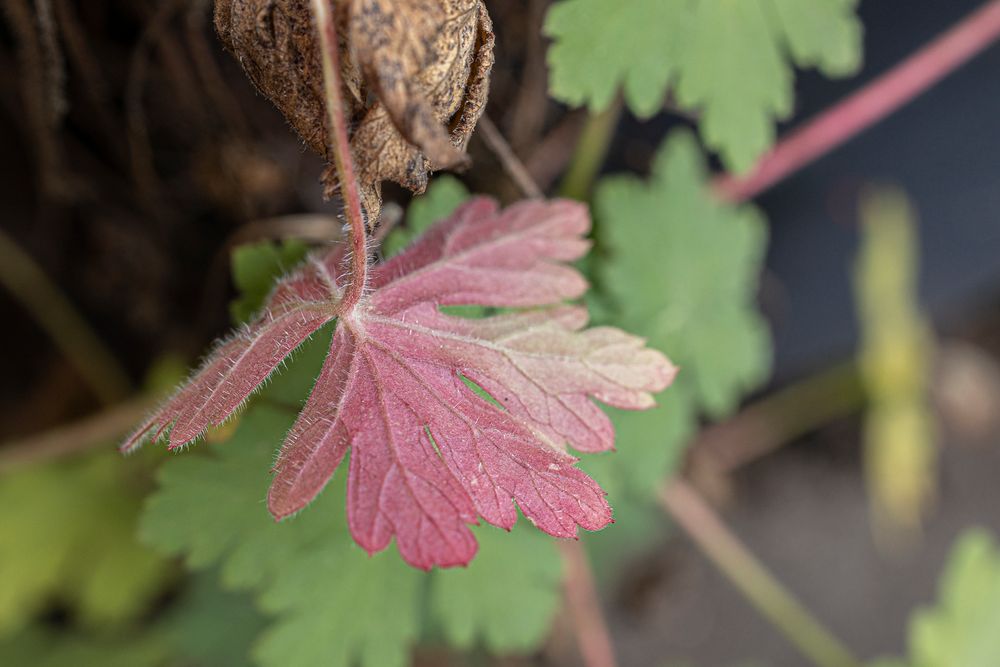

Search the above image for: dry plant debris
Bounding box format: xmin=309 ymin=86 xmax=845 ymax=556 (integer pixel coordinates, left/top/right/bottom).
xmin=214 ymin=0 xmax=494 ymax=221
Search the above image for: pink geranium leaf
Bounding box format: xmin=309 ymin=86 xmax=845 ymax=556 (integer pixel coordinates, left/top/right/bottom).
xmin=127 ymin=197 xmax=677 ymax=569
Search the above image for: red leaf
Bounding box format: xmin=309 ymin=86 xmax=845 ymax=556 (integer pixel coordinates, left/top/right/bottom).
xmin=126 ymin=198 xmax=676 ymax=569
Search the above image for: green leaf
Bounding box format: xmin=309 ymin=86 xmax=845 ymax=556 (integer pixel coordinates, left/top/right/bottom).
xmin=597 ymin=130 xmax=771 ymax=420
xmin=429 ymin=523 xmax=562 ymax=652
xmin=579 ymin=492 xmax=669 ymax=587
xmin=0 ymin=627 xmax=166 ymax=667
xmin=0 ymin=453 xmax=168 ymax=636
xmin=254 ymin=534 xmax=421 ymax=667
xmin=544 ymin=0 xmax=676 ymax=118
xmin=383 ymin=176 xmax=471 ymax=258
xmin=230 ymin=239 xmax=309 ymax=324
xmin=908 ymin=529 xmax=1000 ymax=667
xmin=584 ymin=394 xmax=696 ymax=502
xmin=672 ymin=0 xmax=790 ymax=173
xmin=0 ymin=574 xmax=266 ymax=667
xmin=141 ymin=398 xmax=423 ymax=667
xmin=590 ymin=129 xmax=771 ymax=493
xmin=770 ymin=0 xmax=863 ymax=77
xmin=159 ymin=573 xmax=266 ymax=667
xmin=544 ymin=0 xmax=862 ymax=171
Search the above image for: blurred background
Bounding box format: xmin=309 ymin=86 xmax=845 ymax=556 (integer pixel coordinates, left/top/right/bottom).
xmin=2 ymin=1 xmax=1000 ymax=666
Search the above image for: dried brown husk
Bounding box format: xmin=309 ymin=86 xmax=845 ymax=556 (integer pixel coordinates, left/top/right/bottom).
xmin=214 ymin=0 xmax=494 ymax=223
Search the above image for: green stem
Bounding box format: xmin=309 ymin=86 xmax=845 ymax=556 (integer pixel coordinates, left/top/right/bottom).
xmin=0 ymin=227 xmax=131 ymax=404
xmin=694 ymin=362 xmax=865 ymax=473
xmin=559 ymin=98 xmax=623 ymax=201
xmin=660 ymin=479 xmax=861 ymax=667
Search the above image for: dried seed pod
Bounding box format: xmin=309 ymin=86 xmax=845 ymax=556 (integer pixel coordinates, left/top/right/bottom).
xmin=214 ymin=0 xmax=494 ymax=222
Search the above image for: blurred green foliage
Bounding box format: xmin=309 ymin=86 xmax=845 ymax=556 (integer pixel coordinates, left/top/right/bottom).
xmin=382 ymin=175 xmax=471 ymax=258
xmin=0 ymin=574 xmax=266 ymax=667
xmin=584 ymin=130 xmax=771 ymax=504
xmin=853 ymin=189 xmax=936 ymax=541
xmin=0 ymin=452 xmax=168 ymax=636
xmin=909 ymin=530 xmax=1000 ymax=667
xmin=142 ymin=395 xmax=424 ymax=667
xmin=545 ymin=0 xmax=862 ymax=171
xmin=871 ymin=530 xmax=1000 ymax=667
xmin=229 ymin=239 xmax=310 ymax=324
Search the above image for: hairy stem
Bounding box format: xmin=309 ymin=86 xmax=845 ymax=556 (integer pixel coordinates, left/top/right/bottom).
xmin=559 ymin=540 xmax=619 ymax=667
xmin=660 ymin=479 xmax=861 ymax=667
xmin=310 ymin=0 xmax=367 ymax=311
xmin=715 ymin=0 xmax=1000 ymax=203
xmin=0 ymin=227 xmax=131 ymax=405
xmin=559 ymin=98 xmax=622 ymax=201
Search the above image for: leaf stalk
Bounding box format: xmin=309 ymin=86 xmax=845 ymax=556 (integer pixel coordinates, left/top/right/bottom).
xmin=311 ymin=0 xmax=368 ymax=312
xmin=559 ymin=540 xmax=619 ymax=667
xmin=714 ymin=0 xmax=1000 ymax=203
xmin=660 ymin=478 xmax=861 ymax=667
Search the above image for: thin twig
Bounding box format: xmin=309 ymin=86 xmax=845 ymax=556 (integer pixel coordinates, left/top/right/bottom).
xmin=126 ymin=0 xmax=189 ymax=207
xmin=559 ymin=540 xmax=619 ymax=667
xmin=142 ymin=5 xmax=209 ymax=128
xmin=478 ymin=115 xmax=544 ymax=199
xmin=660 ymin=478 xmax=861 ymax=667
xmin=0 ymin=396 xmax=156 ymax=474
xmin=53 ymin=0 xmax=123 ymax=162
xmin=0 ymin=227 xmax=131 ymax=405
xmin=33 ymin=0 xmax=66 ymax=124
xmin=715 ymin=0 xmax=1000 ymax=203
xmin=311 ymin=0 xmax=368 ymax=310
xmin=1 ymin=0 xmax=73 ymax=198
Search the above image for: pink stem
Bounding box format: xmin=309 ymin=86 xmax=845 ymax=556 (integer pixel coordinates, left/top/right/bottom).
xmin=559 ymin=541 xmax=619 ymax=667
xmin=311 ymin=0 xmax=367 ymax=310
xmin=659 ymin=479 xmax=860 ymax=667
xmin=714 ymin=0 xmax=1000 ymax=203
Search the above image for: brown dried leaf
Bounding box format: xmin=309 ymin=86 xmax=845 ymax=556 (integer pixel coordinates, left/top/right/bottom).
xmin=214 ymin=0 xmax=494 ymax=221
